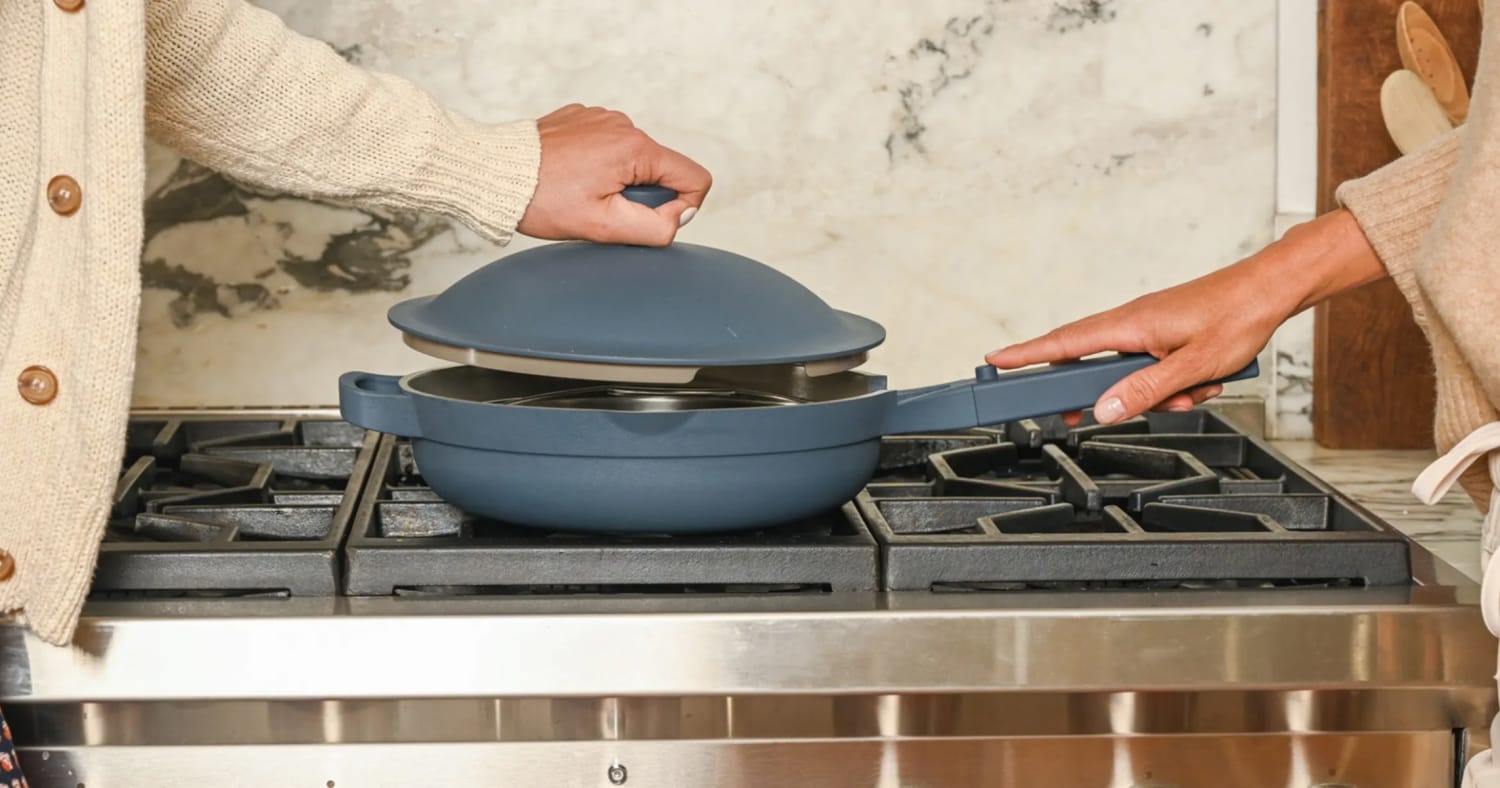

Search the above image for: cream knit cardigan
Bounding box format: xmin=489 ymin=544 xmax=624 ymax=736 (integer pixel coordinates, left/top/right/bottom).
xmin=0 ymin=0 xmax=539 ymax=645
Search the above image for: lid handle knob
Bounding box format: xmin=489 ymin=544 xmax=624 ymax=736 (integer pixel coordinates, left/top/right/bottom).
xmin=620 ymin=185 xmax=678 ymax=208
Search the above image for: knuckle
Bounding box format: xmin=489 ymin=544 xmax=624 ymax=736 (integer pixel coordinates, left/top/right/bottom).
xmin=1040 ymin=324 xmax=1071 ymax=346
xmin=1121 ymin=369 xmax=1163 ymax=408
xmin=1045 ymin=325 xmax=1084 ymax=357
xmin=1178 ymin=354 xmax=1216 ymax=387
xmin=621 ymin=127 xmax=653 ymax=153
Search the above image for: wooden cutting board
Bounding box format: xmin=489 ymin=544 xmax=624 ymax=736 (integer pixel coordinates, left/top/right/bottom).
xmin=1315 ymin=0 xmax=1481 ymax=449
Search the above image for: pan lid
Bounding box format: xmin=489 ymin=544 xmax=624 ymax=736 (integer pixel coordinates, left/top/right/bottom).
xmin=389 ymin=186 xmax=885 ymax=383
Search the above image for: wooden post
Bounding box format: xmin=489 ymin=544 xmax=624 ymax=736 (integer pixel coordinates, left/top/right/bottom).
xmin=1313 ymin=0 xmax=1481 ymax=448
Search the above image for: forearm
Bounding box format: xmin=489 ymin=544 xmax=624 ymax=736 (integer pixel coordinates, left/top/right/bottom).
xmin=1257 ymin=209 xmax=1389 ymax=315
xmin=144 ymin=0 xmax=539 ymax=243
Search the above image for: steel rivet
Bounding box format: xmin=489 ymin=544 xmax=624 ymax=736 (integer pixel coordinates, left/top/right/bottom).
xmin=607 ymin=762 xmax=628 ymax=785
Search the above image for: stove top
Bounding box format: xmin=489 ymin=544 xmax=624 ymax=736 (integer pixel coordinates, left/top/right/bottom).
xmin=866 ymin=411 xmax=1410 ymax=591
xmin=90 ymin=408 xmax=1416 ymax=600
xmin=95 ymin=415 xmax=375 ymax=597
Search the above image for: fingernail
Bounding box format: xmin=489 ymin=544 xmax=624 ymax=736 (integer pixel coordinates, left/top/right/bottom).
xmin=679 ymin=207 xmax=698 ymax=227
xmin=1095 ymin=397 xmax=1125 ymax=424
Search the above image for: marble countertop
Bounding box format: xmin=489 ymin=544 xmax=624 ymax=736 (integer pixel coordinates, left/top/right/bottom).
xmin=1271 ymin=440 xmax=1483 ymax=581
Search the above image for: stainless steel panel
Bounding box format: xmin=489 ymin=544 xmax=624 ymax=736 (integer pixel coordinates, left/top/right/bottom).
xmin=15 ymin=733 xmax=1455 ymax=788
xmin=4 ymin=691 xmax=1491 ymax=747
xmin=2 ymin=593 xmax=1495 ymax=702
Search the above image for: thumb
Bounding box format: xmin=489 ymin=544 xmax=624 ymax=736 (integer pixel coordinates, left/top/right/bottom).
xmin=653 ymin=197 xmax=699 ymax=230
xmin=1092 ymin=351 xmax=1208 ymax=424
xmin=599 ymin=195 xmax=693 ymax=247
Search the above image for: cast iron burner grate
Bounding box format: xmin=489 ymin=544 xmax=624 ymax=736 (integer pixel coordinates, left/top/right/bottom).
xmin=865 ymin=411 xmax=1412 ymax=590
xmin=343 ymin=410 xmax=1414 ymax=595
xmin=343 ymin=436 xmax=881 ymax=595
xmin=93 ymin=415 xmax=376 ymax=598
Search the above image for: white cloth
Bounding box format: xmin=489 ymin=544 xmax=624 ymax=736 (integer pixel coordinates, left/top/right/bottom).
xmin=1414 ymin=422 xmax=1500 ymax=786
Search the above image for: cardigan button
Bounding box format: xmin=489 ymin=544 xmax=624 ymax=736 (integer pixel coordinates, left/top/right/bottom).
xmin=47 ymin=175 xmax=81 ymax=216
xmin=18 ymin=366 xmax=58 ymax=405
xmin=53 ymin=0 xmax=84 ymax=11
xmin=0 ymin=550 xmax=13 ymax=583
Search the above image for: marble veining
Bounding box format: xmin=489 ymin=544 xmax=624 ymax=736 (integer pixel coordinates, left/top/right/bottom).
xmin=1045 ymin=0 xmax=1119 ymax=33
xmin=1273 ymin=441 xmax=1483 ymax=580
xmin=883 ymin=8 xmax=1001 ymax=163
xmin=132 ymin=0 xmax=1277 ymax=408
xmin=1270 ymin=311 xmax=1314 ymax=439
xmin=142 ymin=158 xmax=454 ymax=327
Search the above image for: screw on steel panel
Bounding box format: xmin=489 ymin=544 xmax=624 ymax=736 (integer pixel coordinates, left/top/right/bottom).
xmin=607 ymin=762 xmax=628 ymax=785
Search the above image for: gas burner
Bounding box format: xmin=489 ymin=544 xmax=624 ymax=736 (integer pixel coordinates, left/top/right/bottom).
xmin=93 ymin=416 xmax=374 ymax=597
xmin=865 ymin=412 xmax=1411 ymax=591
xmin=343 ymin=438 xmax=879 ymax=595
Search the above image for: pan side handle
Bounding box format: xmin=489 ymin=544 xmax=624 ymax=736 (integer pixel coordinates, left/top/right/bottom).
xmin=339 ymin=371 xmax=423 ymax=438
xmin=887 ymin=354 xmax=1260 ymax=435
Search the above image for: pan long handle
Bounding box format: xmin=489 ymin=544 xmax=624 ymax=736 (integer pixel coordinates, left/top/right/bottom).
xmin=338 ymin=371 xmax=423 ymax=438
xmin=886 ymin=353 xmax=1260 ymax=435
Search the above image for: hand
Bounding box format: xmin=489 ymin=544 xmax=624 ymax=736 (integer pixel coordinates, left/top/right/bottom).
xmin=986 ymin=210 xmax=1386 ymax=425
xmin=518 ymin=104 xmax=712 ymax=247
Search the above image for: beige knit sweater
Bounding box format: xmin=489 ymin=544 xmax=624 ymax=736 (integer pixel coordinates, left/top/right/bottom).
xmin=0 ymin=0 xmax=539 ymax=645
xmin=1337 ymin=13 xmax=1500 ymax=535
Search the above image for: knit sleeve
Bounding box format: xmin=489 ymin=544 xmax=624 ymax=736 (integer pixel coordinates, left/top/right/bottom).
xmin=1334 ymin=129 xmax=1464 ymax=314
xmin=1336 ymin=6 xmax=1500 ymax=514
xmin=143 ymin=0 xmax=539 ymax=244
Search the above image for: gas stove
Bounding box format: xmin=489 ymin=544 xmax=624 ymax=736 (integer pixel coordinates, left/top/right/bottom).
xmin=341 ymin=409 xmax=1412 ymax=597
xmin=3 ymin=404 xmax=1494 ymax=788
xmin=94 ymin=408 xmax=1417 ymax=599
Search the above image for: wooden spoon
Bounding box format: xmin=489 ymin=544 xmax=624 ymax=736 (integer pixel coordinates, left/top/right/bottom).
xmin=1381 ymin=69 xmax=1455 ymax=153
xmin=1397 ymin=1 xmax=1470 ymax=123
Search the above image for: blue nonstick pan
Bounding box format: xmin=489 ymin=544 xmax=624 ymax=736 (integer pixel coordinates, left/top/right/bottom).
xmin=340 ymin=187 xmax=1259 ymax=534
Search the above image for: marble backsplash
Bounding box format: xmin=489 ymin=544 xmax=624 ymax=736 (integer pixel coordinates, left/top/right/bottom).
xmin=133 ymin=0 xmax=1286 ymax=427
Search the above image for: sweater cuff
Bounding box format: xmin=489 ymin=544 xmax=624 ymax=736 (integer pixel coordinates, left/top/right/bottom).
xmin=400 ymin=115 xmax=542 ymax=245
xmin=1334 ymin=129 xmax=1463 ymax=311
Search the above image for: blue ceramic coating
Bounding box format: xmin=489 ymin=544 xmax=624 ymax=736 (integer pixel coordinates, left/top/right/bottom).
xmin=387 ymin=184 xmax=886 ymax=368
xmin=409 ymin=440 xmax=880 ymax=534
xmin=339 ymin=354 xmax=1260 ymax=534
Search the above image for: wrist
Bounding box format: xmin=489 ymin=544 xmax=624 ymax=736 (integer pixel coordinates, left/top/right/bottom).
xmin=1247 ymin=209 xmax=1387 ymax=316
